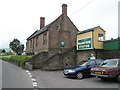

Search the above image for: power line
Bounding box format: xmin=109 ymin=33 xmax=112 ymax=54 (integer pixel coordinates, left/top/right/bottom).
xmin=70 ymin=0 xmax=95 ymax=16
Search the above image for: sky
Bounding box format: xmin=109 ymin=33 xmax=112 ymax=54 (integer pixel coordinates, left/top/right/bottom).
xmin=0 ymin=0 xmax=119 ymax=49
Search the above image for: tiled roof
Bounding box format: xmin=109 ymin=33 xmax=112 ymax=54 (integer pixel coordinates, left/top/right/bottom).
xmin=27 ymin=23 xmax=51 ymax=40
xmin=27 ymin=14 xmax=63 ymax=40
xmin=27 ymin=14 xmax=79 ymax=40
xmin=78 ymin=26 xmax=104 ymax=34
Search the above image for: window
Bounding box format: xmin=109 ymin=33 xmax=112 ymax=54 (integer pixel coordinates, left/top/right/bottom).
xmin=101 ymin=59 xmax=118 ymax=67
xmin=98 ymin=34 xmax=104 ymax=41
xmin=30 ymin=40 xmax=32 ymax=48
xmin=96 ymin=60 xmax=103 ymax=65
xmin=89 ymin=60 xmax=96 ymax=66
xmin=43 ymin=33 xmax=47 ymax=45
xmin=36 ymin=37 xmax=38 ymax=47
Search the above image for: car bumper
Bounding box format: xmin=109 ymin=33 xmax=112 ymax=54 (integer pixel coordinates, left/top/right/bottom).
xmin=91 ymin=73 xmax=109 ymax=78
xmin=63 ymin=72 xmax=76 ymax=77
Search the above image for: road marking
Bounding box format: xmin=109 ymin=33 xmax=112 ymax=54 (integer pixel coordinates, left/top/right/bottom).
xmin=26 ymin=70 xmax=29 ymax=73
xmin=32 ymin=78 xmax=36 ymax=82
xmin=28 ymin=72 xmax=31 ymax=75
xmin=29 ymin=75 xmax=33 ymax=78
xmin=33 ymin=82 xmax=37 ymax=86
xmin=26 ymin=70 xmax=38 ymax=89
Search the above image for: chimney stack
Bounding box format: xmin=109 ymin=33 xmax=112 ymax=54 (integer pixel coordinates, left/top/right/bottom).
xmin=62 ymin=4 xmax=67 ymax=15
xmin=40 ymin=17 xmax=45 ymax=29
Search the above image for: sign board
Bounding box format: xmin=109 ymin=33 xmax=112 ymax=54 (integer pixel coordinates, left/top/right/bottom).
xmin=77 ymin=38 xmax=92 ymax=50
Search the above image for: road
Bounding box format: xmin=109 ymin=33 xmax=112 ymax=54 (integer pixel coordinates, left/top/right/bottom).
xmin=1 ymin=60 xmax=33 ymax=89
xmin=31 ymin=69 xmax=119 ymax=88
xmin=1 ymin=60 xmax=119 ymax=89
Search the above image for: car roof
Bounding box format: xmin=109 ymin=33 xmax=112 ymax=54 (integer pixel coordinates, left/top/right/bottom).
xmin=105 ymin=59 xmax=120 ymax=60
xmin=88 ymin=59 xmax=104 ymax=61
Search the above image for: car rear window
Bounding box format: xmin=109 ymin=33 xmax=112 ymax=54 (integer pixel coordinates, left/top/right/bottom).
xmin=101 ymin=59 xmax=118 ymax=67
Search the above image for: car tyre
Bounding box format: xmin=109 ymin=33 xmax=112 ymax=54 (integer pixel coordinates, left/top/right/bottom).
xmin=117 ymin=74 xmax=120 ymax=83
xmin=77 ymin=72 xmax=83 ymax=79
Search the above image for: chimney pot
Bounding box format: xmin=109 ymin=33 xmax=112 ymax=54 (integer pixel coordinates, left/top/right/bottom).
xmin=40 ymin=17 xmax=45 ymax=29
xmin=62 ymin=4 xmax=67 ymax=15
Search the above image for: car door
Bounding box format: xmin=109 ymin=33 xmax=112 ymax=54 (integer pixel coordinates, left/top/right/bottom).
xmin=86 ymin=60 xmax=96 ymax=75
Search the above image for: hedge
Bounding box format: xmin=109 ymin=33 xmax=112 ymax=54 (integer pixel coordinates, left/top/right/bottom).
xmin=1 ymin=55 xmax=33 ymax=69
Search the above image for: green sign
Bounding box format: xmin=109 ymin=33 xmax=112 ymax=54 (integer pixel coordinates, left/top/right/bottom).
xmin=77 ymin=38 xmax=92 ymax=50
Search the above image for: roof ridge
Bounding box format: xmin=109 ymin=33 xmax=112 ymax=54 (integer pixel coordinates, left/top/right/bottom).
xmin=27 ymin=14 xmax=63 ymax=40
xmin=78 ymin=26 xmax=101 ymax=34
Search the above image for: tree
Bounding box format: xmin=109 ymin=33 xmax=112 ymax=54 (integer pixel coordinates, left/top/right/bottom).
xmin=2 ymin=49 xmax=6 ymax=53
xmin=9 ymin=39 xmax=24 ymax=55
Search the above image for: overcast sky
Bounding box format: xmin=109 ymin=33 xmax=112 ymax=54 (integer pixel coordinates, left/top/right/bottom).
xmin=0 ymin=0 xmax=119 ymax=49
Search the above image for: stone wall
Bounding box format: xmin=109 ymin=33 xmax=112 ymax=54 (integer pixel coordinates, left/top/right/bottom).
xmin=26 ymin=47 xmax=76 ymax=71
xmin=26 ymin=52 xmax=49 ymax=69
xmin=76 ymin=49 xmax=120 ymax=64
xmin=76 ymin=50 xmax=96 ymax=64
xmin=42 ymin=47 xmax=76 ymax=70
xmin=97 ymin=50 xmax=120 ymax=59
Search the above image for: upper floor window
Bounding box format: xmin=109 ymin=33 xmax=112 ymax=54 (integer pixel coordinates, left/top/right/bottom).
xmin=36 ymin=37 xmax=38 ymax=47
xmin=43 ymin=33 xmax=47 ymax=45
xmin=98 ymin=34 xmax=104 ymax=41
xmin=30 ymin=40 xmax=32 ymax=48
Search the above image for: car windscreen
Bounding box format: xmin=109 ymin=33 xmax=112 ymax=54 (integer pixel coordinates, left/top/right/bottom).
xmin=77 ymin=61 xmax=88 ymax=67
xmin=100 ymin=59 xmax=118 ymax=67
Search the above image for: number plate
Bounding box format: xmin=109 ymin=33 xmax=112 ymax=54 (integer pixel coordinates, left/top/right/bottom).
xmin=94 ymin=72 xmax=101 ymax=74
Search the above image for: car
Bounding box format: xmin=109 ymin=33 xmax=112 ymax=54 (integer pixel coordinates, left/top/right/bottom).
xmin=63 ymin=59 xmax=104 ymax=79
xmin=91 ymin=59 xmax=120 ymax=82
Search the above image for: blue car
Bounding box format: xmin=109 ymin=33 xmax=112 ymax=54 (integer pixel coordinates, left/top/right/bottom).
xmin=63 ymin=59 xmax=104 ymax=79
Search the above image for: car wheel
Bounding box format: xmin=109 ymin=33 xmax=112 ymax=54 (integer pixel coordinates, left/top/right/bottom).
xmin=117 ymin=74 xmax=120 ymax=83
xmin=77 ymin=72 xmax=83 ymax=79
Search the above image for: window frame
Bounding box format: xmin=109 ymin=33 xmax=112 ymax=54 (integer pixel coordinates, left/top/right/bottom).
xmin=43 ymin=33 xmax=47 ymax=45
xmin=98 ymin=33 xmax=104 ymax=42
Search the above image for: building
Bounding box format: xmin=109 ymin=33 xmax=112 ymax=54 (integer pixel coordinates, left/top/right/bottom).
xmin=98 ymin=37 xmax=120 ymax=59
xmin=104 ymin=38 xmax=120 ymax=50
xmin=26 ymin=4 xmax=78 ymax=56
xmin=25 ymin=4 xmax=79 ymax=70
xmin=76 ymin=26 xmax=106 ymax=63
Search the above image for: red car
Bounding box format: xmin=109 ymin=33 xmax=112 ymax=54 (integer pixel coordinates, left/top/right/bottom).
xmin=91 ymin=59 xmax=120 ymax=82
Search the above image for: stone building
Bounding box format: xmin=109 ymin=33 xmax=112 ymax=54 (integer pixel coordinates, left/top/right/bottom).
xmin=25 ymin=4 xmax=79 ymax=70
xmin=26 ymin=4 xmax=78 ymax=55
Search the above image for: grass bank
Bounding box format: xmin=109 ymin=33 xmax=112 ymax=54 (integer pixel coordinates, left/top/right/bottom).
xmin=1 ymin=55 xmax=33 ymax=69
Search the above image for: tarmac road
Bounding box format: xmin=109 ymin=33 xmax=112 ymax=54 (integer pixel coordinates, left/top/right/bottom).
xmin=1 ymin=60 xmax=33 ymax=89
xmin=31 ymin=69 xmax=119 ymax=88
xmin=1 ymin=60 xmax=119 ymax=89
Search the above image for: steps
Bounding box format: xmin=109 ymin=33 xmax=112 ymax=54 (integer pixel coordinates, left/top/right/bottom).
xmin=25 ymin=46 xmax=76 ymax=70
